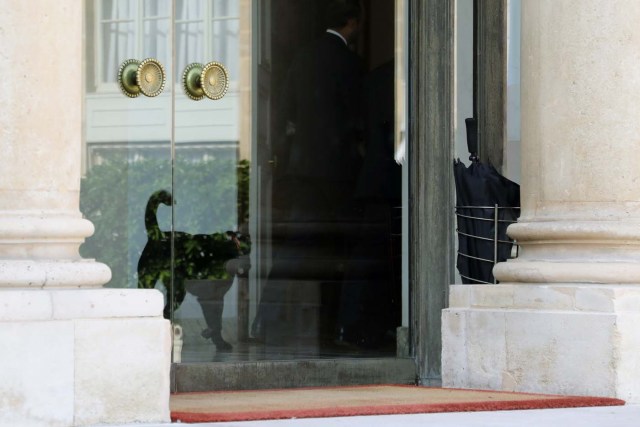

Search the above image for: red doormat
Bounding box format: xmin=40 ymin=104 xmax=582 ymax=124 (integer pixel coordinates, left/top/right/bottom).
xmin=170 ymin=385 xmax=625 ymax=423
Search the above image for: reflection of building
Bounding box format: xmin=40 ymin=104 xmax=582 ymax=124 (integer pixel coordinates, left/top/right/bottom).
xmin=3 ymin=0 xmax=640 ymax=426
xmin=84 ymin=0 xmax=250 ymax=170
xmin=81 ymin=0 xmax=253 ymax=302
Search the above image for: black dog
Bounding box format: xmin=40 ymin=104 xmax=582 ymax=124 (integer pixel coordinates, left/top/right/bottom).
xmin=137 ymin=189 xmax=250 ymax=351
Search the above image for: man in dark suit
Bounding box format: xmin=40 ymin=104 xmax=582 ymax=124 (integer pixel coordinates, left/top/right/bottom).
xmin=276 ymin=0 xmax=364 ymax=214
xmin=252 ymin=0 xmax=364 ymax=348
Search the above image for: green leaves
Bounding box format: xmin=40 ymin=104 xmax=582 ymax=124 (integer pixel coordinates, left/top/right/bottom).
xmin=80 ymin=155 xmax=250 ymax=289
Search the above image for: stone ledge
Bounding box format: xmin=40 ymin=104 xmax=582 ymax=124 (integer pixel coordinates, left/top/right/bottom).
xmin=508 ymin=220 xmax=640 ymax=242
xmin=494 ymin=260 xmax=640 ymax=284
xmin=448 ymin=284 xmax=640 ymax=313
xmin=443 ymin=284 xmax=640 ymax=403
xmin=0 ymin=288 xmax=164 ymax=321
xmin=0 ymin=316 xmax=171 ymax=426
xmin=442 ymin=306 xmax=640 ymax=403
xmin=0 ymin=260 xmax=112 ymax=288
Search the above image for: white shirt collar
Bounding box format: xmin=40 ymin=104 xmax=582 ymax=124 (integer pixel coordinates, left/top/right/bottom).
xmin=326 ymin=29 xmax=348 ymax=46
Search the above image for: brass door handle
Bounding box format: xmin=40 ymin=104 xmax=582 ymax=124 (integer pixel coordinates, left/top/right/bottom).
xmin=182 ymin=62 xmax=229 ymax=101
xmin=118 ymin=58 xmax=166 ymax=98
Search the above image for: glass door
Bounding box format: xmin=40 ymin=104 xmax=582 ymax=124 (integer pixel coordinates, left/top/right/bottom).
xmin=171 ymin=0 xmax=250 ymax=361
xmin=82 ymin=0 xmax=174 ymax=297
xmin=254 ymin=0 xmax=405 ymax=360
xmin=82 ymin=0 xmax=410 ymax=371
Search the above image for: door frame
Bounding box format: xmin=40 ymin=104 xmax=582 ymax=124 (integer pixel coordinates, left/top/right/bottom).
xmin=408 ymin=0 xmax=455 ymax=386
xmin=171 ymin=0 xmax=456 ymax=391
xmin=474 ymin=0 xmax=508 ymax=169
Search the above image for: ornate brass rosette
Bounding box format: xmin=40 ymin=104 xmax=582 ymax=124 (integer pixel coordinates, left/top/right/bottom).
xmin=118 ymin=59 xmax=142 ymax=98
xmin=201 ymin=62 xmax=229 ymax=100
xmin=118 ymin=58 xmax=166 ymax=98
xmin=136 ymin=58 xmax=166 ymax=97
xmin=182 ymin=62 xmax=205 ymax=101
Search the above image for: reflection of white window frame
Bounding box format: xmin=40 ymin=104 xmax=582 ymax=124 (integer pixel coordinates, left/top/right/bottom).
xmin=93 ymin=0 xmax=240 ymax=94
xmin=94 ymin=1 xmax=171 ymax=93
xmin=175 ymin=0 xmax=240 ymax=91
xmin=210 ymin=8 xmax=240 ymax=75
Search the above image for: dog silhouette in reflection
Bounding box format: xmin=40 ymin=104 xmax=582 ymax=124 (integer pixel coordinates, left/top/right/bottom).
xmin=137 ymin=189 xmax=250 ymax=352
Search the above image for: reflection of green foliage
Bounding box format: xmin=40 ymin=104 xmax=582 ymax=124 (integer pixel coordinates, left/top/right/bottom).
xmin=80 ymin=156 xmax=250 ymax=289
xmin=80 ymin=158 xmax=169 ymax=288
xmin=237 ymin=159 xmax=250 ymax=225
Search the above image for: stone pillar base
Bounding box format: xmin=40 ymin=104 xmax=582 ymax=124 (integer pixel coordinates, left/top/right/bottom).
xmin=442 ymin=284 xmax=640 ymax=403
xmin=0 ymin=289 xmax=171 ymax=427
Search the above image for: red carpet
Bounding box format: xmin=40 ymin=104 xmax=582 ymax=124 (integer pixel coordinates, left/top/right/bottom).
xmin=170 ymin=385 xmax=625 ymax=423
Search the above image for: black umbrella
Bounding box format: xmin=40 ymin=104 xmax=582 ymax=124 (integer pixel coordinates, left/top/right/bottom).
xmin=454 ymin=118 xmax=520 ymax=284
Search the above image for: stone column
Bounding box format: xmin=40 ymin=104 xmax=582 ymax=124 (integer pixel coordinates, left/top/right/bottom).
xmin=443 ymin=0 xmax=640 ymax=403
xmin=0 ymin=2 xmax=170 ymax=426
xmin=0 ymin=0 xmax=110 ymax=288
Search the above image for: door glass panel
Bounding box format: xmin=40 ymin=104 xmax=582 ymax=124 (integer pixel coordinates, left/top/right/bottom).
xmin=81 ymin=0 xmax=173 ymax=295
xmin=172 ymin=0 xmax=406 ymax=362
xmin=82 ymin=0 xmax=408 ymax=365
xmin=172 ymin=0 xmax=247 ymax=361
xmin=251 ymin=0 xmax=404 ymax=360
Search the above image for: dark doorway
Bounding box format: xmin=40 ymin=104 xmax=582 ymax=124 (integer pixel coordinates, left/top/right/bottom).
xmin=251 ymin=0 xmax=402 ymax=358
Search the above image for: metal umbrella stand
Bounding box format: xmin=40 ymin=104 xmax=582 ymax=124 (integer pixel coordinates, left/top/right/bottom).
xmin=454 ymin=119 xmax=521 ymax=284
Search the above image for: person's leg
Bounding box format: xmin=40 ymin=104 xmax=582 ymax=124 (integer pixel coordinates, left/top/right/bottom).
xmin=199 ymin=279 xmax=234 ymax=351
